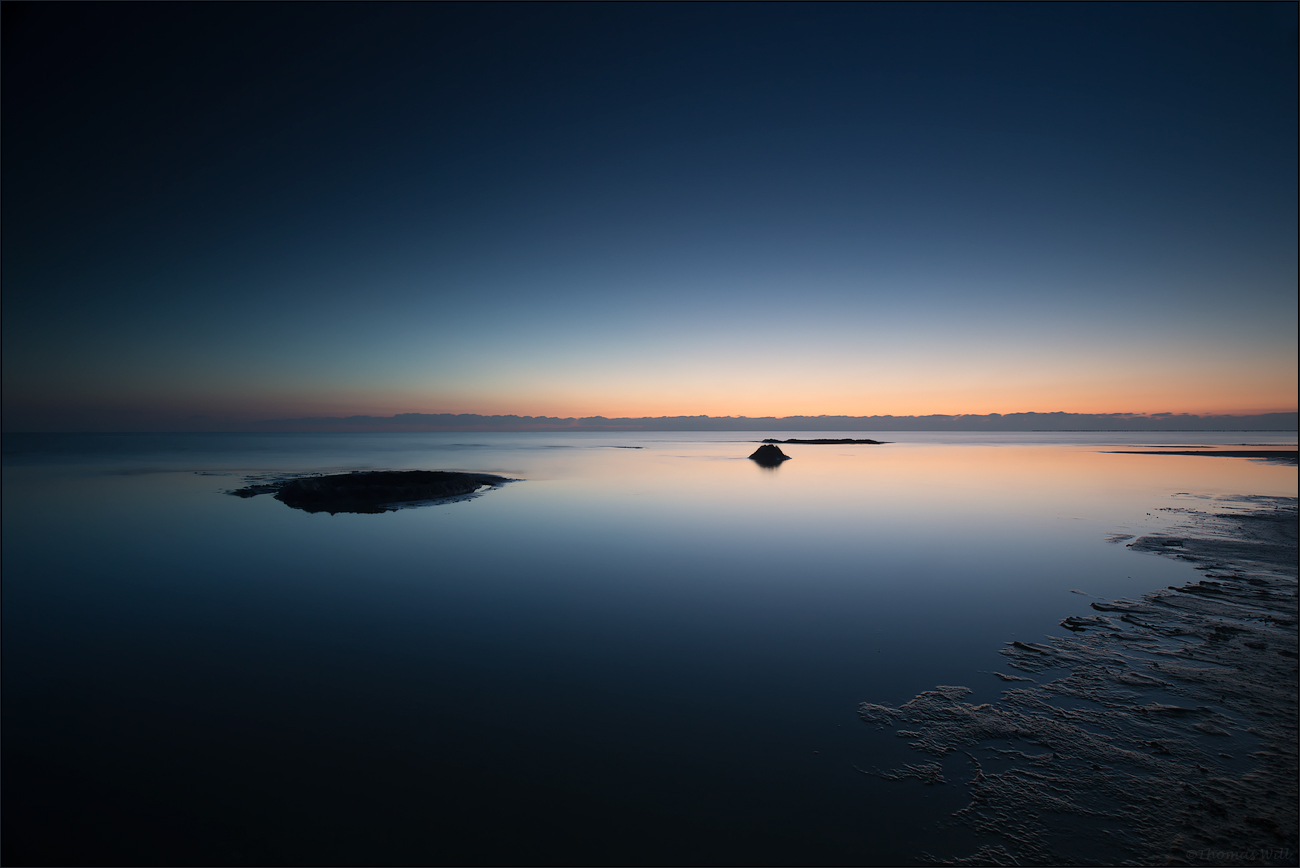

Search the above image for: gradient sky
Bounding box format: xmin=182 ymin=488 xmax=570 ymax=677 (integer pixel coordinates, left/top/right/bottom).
xmin=3 ymin=3 xmax=1296 ymax=430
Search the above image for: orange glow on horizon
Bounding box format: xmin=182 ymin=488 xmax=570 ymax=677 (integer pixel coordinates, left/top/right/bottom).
xmin=365 ymin=354 xmax=1299 ymax=421
xmin=11 ymin=365 xmax=1296 ymax=427
xmin=88 ymin=385 xmax=1299 ymax=423
xmin=229 ymin=394 xmax=1298 ymax=423
xmin=355 ymin=382 xmax=1298 ymax=421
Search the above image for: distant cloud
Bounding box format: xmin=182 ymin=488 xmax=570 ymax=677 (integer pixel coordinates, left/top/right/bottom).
xmin=248 ymin=411 xmax=1299 ymax=432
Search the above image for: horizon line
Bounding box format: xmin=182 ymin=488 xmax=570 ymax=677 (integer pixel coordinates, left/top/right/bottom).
xmin=5 ymin=409 xmax=1296 ymax=435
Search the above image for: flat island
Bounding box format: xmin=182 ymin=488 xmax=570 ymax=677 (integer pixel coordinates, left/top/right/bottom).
xmin=762 ymin=438 xmax=888 ymax=445
xmin=231 ymin=470 xmax=512 ymax=514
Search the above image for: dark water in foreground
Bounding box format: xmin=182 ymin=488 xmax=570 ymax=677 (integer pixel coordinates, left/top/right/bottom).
xmin=3 ymin=431 xmax=1295 ymax=865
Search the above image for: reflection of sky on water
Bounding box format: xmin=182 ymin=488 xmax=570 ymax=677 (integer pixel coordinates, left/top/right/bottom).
xmin=3 ymin=433 xmax=1295 ymax=864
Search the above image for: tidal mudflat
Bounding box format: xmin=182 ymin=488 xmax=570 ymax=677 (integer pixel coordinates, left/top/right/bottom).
xmin=860 ymin=496 xmax=1297 ymax=866
xmin=3 ymin=431 xmax=1295 ymax=865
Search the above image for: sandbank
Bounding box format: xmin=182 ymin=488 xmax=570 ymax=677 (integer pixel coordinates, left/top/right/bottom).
xmin=1109 ymin=449 xmax=1298 ymax=466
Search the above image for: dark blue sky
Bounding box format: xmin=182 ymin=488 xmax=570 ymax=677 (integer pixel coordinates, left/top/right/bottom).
xmin=3 ymin=3 xmax=1296 ymax=430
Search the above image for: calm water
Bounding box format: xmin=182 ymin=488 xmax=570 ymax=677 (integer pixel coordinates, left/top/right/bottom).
xmin=3 ymin=431 xmax=1296 ymax=865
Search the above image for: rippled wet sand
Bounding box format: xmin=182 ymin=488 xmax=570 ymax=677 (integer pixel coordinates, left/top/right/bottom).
xmin=860 ymin=497 xmax=1298 ymax=866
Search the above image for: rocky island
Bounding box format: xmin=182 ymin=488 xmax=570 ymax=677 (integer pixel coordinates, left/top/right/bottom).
xmin=748 ymin=444 xmax=791 ymax=466
xmin=231 ymin=470 xmax=512 ymax=514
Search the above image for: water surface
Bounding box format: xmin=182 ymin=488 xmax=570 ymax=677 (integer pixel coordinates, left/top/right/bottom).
xmin=3 ymin=431 xmax=1295 ymax=864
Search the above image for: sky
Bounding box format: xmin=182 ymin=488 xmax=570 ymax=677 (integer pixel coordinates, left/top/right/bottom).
xmin=3 ymin=3 xmax=1296 ymax=431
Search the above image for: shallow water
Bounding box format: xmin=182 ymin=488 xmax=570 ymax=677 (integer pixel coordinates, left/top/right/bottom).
xmin=3 ymin=431 xmax=1295 ymax=865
